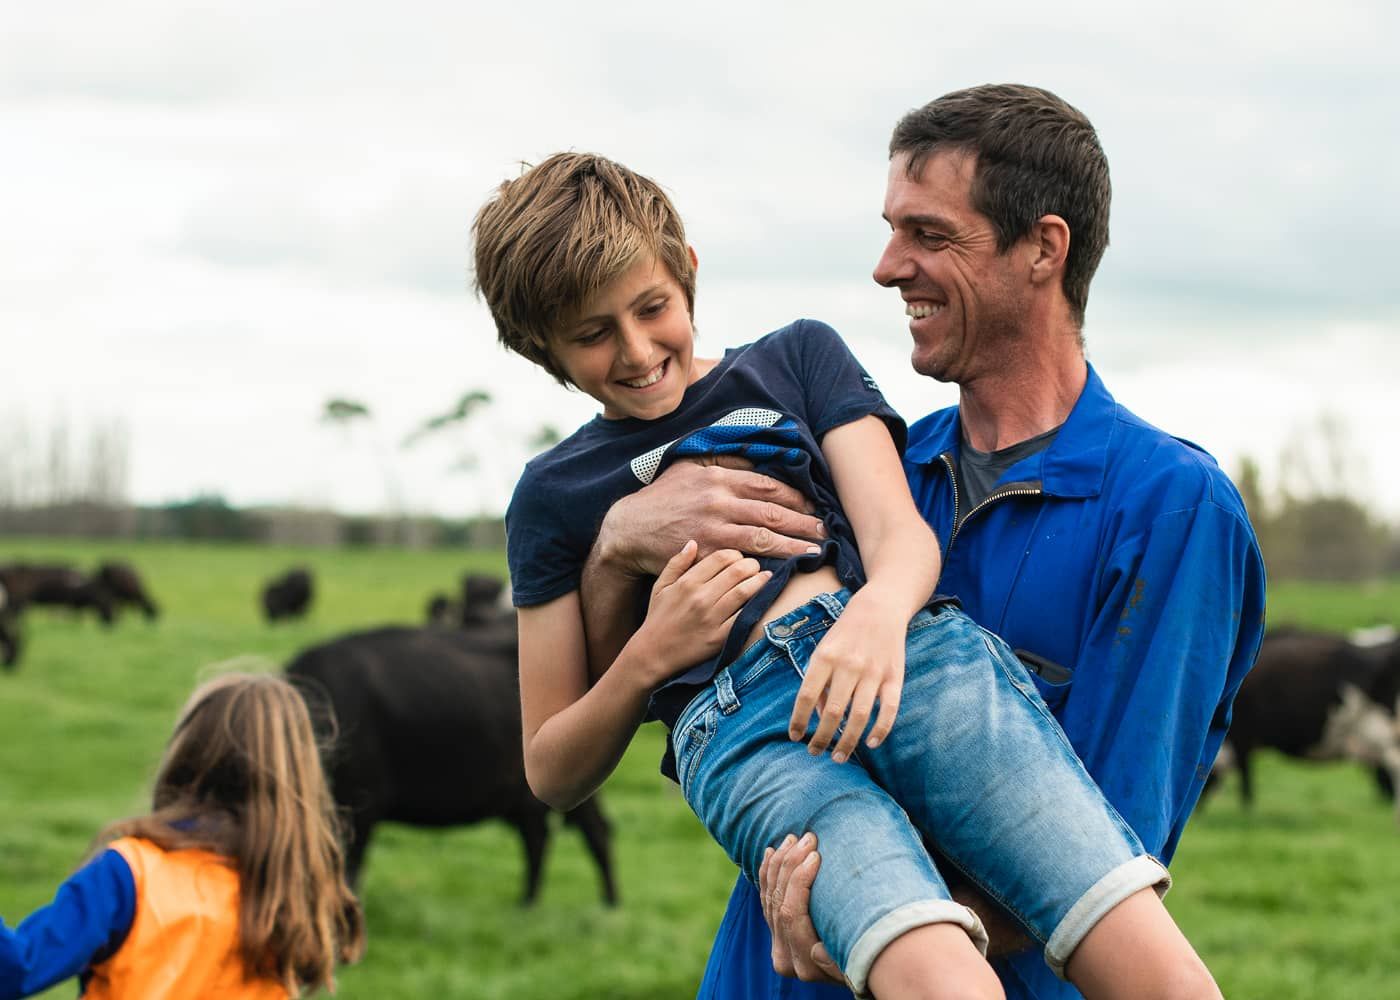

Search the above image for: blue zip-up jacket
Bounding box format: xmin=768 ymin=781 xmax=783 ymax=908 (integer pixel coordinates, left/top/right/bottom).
xmin=697 ymin=364 xmax=1266 ymax=1000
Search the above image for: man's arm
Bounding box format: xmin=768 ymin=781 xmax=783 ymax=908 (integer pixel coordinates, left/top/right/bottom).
xmin=579 ymin=460 xmax=825 ymax=681
xmin=1057 ymin=500 xmax=1266 ymax=859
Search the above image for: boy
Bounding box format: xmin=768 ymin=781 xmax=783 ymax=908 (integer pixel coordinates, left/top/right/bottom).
xmin=473 ymin=152 xmax=1219 ymax=1000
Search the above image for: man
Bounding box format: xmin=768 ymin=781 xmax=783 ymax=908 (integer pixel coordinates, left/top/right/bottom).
xmin=581 ymin=84 xmax=1266 ymax=999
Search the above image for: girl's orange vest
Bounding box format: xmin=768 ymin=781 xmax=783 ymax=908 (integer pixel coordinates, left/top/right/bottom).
xmin=83 ymin=837 xmax=288 ymax=1000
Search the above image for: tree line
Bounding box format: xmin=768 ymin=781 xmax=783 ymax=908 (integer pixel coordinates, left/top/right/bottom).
xmin=1 ymin=409 xmax=1393 ymax=579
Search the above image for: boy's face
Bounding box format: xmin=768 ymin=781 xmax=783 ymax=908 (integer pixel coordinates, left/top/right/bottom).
xmin=552 ymin=253 xmax=701 ymax=421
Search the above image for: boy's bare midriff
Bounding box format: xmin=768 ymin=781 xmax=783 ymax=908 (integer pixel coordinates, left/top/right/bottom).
xmin=743 ymin=563 xmax=844 ymax=650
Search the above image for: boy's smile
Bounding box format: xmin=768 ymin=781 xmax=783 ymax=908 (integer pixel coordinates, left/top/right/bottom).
xmin=553 ymin=251 xmax=715 ymax=421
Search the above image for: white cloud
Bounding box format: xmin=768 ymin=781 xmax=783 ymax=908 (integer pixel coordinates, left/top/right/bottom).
xmin=4 ymin=1 xmax=1397 ymax=519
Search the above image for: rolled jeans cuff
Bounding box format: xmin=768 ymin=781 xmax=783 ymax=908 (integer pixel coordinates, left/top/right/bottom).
xmin=845 ymin=899 xmax=988 ymax=998
xmin=1044 ymin=854 xmax=1172 ymax=979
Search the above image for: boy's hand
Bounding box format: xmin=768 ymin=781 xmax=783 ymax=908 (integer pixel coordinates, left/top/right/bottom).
xmin=788 ymin=603 xmax=905 ymax=762
xmin=634 ymin=542 xmax=771 ymax=685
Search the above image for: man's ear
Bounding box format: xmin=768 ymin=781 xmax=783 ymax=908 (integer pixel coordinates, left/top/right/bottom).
xmin=688 ymin=244 xmax=699 ymax=272
xmin=1029 ymin=215 xmax=1069 ymax=287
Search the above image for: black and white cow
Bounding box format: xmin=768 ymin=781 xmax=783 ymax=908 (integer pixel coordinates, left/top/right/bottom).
xmin=1209 ymin=627 xmax=1400 ymax=823
xmin=286 ymin=618 xmax=617 ymax=905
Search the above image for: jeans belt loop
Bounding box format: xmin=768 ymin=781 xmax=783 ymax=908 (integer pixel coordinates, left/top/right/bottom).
xmin=715 ymin=667 xmax=741 ymax=715
xmin=814 ymin=590 xmax=846 ymax=621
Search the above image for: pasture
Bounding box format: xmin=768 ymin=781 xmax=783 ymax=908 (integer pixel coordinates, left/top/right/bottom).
xmin=1 ymin=538 xmax=1398 ymax=998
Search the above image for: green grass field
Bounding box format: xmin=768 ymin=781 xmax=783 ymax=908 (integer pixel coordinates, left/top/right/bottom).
xmin=2 ymin=538 xmax=1398 ymax=998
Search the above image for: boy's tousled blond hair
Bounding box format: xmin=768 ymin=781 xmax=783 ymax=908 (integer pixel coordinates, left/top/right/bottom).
xmin=98 ymin=672 xmax=365 ymax=995
xmin=471 ymin=152 xmax=695 ymax=385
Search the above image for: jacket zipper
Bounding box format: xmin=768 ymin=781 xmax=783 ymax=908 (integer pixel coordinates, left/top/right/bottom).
xmin=938 ymin=452 xmax=1043 ymax=547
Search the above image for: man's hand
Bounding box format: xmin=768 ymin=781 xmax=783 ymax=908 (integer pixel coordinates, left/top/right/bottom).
xmin=758 ymin=835 xmax=1035 ymax=984
xmin=594 ymin=459 xmax=826 ymax=578
xmin=757 ymin=834 xmax=843 ymax=985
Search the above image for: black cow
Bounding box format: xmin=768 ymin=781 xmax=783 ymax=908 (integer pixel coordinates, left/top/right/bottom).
xmin=0 ymin=582 xmax=19 ymax=670
xmin=0 ymin=563 xmax=113 ymax=625
xmin=262 ymin=567 xmax=314 ymax=623
xmin=286 ymin=622 xmax=616 ymax=905
xmin=425 ymin=573 xmax=509 ymax=628
xmin=1208 ymin=628 xmax=1400 ymax=821
xmin=95 ymin=561 xmax=160 ymax=621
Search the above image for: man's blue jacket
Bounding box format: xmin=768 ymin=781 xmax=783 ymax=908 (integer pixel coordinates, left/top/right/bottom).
xmin=697 ymin=364 xmax=1266 ymax=1000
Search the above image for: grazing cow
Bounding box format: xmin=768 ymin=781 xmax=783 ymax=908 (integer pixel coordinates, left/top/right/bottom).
xmin=286 ymin=622 xmax=617 ymax=905
xmin=1355 ymin=636 xmax=1400 ymax=799
xmin=94 ymin=561 xmax=160 ymax=621
xmin=0 ymin=563 xmax=113 ymax=625
xmin=1209 ymin=628 xmax=1400 ymax=822
xmin=262 ymin=567 xmax=314 ymax=623
xmin=425 ymin=573 xmax=510 ymax=628
xmin=424 ymin=592 xmax=454 ymax=626
xmin=0 ymin=582 xmax=19 ymax=670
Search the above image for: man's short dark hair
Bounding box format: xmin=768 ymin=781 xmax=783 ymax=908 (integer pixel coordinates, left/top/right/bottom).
xmin=890 ymin=84 xmax=1110 ymax=328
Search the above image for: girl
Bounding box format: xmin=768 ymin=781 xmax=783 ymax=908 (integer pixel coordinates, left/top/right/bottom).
xmin=0 ymin=672 xmax=365 ymax=999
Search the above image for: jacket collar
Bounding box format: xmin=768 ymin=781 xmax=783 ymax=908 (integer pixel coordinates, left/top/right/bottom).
xmin=904 ymin=362 xmax=1116 ymax=499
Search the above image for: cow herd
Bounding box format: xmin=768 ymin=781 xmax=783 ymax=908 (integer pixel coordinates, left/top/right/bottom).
xmin=0 ymin=560 xmax=161 ymax=669
xmin=3 ymin=558 xmax=618 ymax=905
xmin=4 ymin=551 xmax=1397 ymax=915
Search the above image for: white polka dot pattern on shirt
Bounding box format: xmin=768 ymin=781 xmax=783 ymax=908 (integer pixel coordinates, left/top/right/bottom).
xmin=628 ymin=408 xmax=784 ymax=484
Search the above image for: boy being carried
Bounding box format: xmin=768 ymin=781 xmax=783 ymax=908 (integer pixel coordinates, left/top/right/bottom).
xmin=475 ymin=152 xmax=1218 ymax=1000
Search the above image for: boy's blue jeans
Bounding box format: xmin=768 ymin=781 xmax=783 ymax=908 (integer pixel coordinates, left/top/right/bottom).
xmin=671 ymin=592 xmax=1168 ymax=997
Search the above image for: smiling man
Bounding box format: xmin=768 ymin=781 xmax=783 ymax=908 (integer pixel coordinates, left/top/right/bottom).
xmin=582 ymin=83 xmax=1266 ymax=999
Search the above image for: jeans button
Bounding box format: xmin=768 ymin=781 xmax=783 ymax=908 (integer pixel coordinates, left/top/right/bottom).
xmin=770 ymin=624 xmax=793 ymax=638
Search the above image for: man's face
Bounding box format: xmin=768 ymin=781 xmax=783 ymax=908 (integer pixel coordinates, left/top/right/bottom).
xmin=873 ymin=150 xmax=1030 ymax=384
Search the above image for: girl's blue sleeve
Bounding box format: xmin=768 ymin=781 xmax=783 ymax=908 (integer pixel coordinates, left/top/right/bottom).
xmin=0 ymin=849 xmax=135 ymax=999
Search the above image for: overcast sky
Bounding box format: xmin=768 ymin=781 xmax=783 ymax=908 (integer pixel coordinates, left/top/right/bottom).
xmin=5 ymin=1 xmax=1397 ymax=519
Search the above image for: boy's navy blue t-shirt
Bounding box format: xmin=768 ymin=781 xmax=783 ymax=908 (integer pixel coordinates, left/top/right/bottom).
xmin=506 ymin=318 xmax=906 ymax=737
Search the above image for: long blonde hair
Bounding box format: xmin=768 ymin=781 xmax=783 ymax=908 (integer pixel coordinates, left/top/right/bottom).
xmin=99 ymin=672 xmax=366 ymax=995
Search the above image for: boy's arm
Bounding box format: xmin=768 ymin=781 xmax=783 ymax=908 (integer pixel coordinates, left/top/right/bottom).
xmin=519 ymin=593 xmax=656 ymax=811
xmin=522 ymin=545 xmax=771 ymax=810
xmin=791 ymin=414 xmax=943 ymax=762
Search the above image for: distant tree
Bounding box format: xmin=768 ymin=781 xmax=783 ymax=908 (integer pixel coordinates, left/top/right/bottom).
xmin=1244 ymin=413 xmax=1391 ymax=581
xmin=1269 ymin=495 xmax=1386 ymax=581
xmin=322 ymin=398 xmax=372 ymax=427
xmin=529 ymin=424 xmax=563 ymax=453
xmin=319 ymin=396 xmax=406 ymax=527
xmin=401 ymin=391 xmax=493 ymax=449
xmin=159 ymin=494 xmax=254 ymax=541
xmin=84 ymin=421 xmax=130 ymax=505
xmin=401 ymin=391 xmax=498 ymax=514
